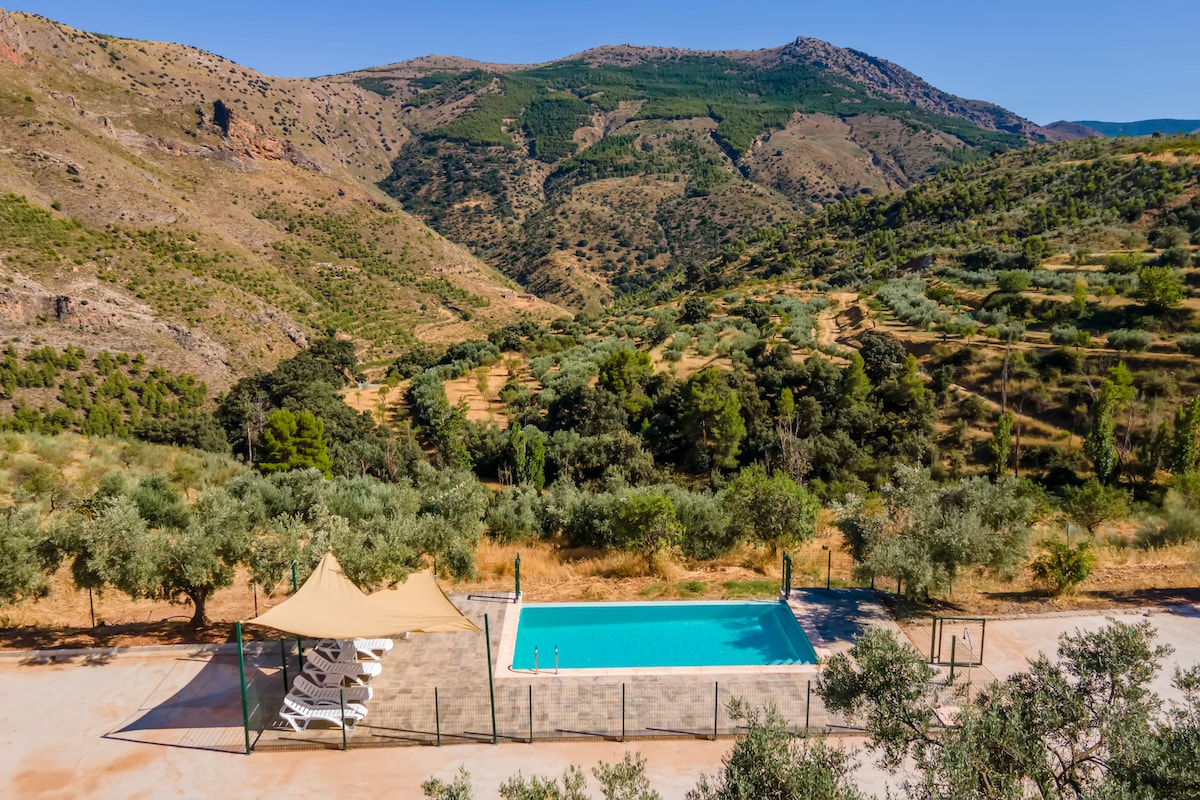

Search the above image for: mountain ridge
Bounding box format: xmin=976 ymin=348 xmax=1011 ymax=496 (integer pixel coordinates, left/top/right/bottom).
xmin=1073 ymin=119 xmax=1200 ymax=138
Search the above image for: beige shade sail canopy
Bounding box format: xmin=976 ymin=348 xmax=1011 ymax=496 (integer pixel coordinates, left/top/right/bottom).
xmin=250 ymin=551 xmax=480 ymax=638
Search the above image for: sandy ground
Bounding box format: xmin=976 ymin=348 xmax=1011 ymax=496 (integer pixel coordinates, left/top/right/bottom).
xmin=3 ymin=604 xmax=1198 ymax=799
xmin=980 ymin=604 xmax=1200 ymax=700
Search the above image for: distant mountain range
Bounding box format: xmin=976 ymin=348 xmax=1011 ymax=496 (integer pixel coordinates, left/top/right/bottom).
xmin=361 ymin=40 xmax=1071 ymax=308
xmin=1047 ymin=119 xmax=1200 ymax=138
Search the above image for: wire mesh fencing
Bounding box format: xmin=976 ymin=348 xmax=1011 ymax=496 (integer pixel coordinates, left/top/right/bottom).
xmin=247 ymin=663 xmax=846 ymax=752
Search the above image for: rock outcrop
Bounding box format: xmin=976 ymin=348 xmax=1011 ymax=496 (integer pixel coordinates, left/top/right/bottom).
xmin=211 ymin=100 xmax=325 ymax=172
xmin=0 ymin=10 xmax=27 ymax=65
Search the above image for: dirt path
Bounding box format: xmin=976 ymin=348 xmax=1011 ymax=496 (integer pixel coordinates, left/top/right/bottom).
xmin=949 ymin=382 xmax=1062 ymax=438
xmin=815 ymin=292 xmax=865 ymax=347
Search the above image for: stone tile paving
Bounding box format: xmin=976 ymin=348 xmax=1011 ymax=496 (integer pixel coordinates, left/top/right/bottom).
xmin=251 ymin=590 xmax=901 ymax=751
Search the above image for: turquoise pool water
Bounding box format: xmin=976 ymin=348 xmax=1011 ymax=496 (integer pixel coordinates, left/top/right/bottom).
xmin=511 ymin=601 xmax=817 ymax=670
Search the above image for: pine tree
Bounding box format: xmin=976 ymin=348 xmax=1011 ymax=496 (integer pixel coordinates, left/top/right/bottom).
xmin=989 ymin=412 xmax=1014 ymax=478
xmin=292 ymin=410 xmax=332 ymax=477
xmin=257 ymin=409 xmax=298 ymax=474
xmin=841 ymin=351 xmax=871 ymax=405
xmin=1171 ymin=397 xmax=1200 ymax=475
xmin=258 ymin=409 xmax=331 ymax=477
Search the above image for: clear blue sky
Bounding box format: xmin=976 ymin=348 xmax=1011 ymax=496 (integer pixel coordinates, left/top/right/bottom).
xmin=8 ymin=0 xmax=1198 ymax=124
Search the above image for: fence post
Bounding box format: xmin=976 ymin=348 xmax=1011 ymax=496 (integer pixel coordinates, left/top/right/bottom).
xmin=621 ymin=683 xmax=626 ymax=743
xmin=949 ymin=636 xmax=958 ymax=683
xmin=929 ymin=616 xmax=938 ymax=663
xmin=514 ymin=554 xmax=521 ymax=601
xmin=340 ymin=688 xmax=348 ymax=751
xmin=280 ymin=639 xmax=289 ymax=690
xmin=712 ymin=681 xmax=719 ymax=740
xmin=435 ymin=687 xmax=441 ymax=747
xmin=528 ymin=684 xmax=534 ymax=743
xmin=236 ymin=621 xmax=251 ymax=756
xmin=805 ymin=680 xmax=811 ymax=729
xmin=485 ymin=613 xmax=498 ymax=745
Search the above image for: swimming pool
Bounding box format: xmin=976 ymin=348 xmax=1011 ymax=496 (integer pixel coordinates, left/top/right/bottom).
xmin=509 ymin=601 xmax=817 ymax=670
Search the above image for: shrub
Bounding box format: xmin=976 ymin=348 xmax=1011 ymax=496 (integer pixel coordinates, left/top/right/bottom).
xmin=1104 ymin=252 xmax=1143 ymax=274
xmin=667 ymin=487 xmax=736 ymax=560
xmin=1177 ymin=334 xmax=1200 ymax=356
xmin=1030 ymin=537 xmax=1095 ymax=595
xmin=611 ymin=491 xmax=682 ymax=563
xmin=1050 ymin=325 xmax=1092 ymax=348
xmin=485 ymin=486 xmax=541 ymax=542
xmin=1107 ymin=329 xmax=1152 ymax=352
xmin=1061 ymin=478 xmax=1129 ymax=532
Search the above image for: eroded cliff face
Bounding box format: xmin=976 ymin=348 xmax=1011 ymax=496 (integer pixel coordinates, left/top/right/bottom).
xmin=0 ymin=10 xmax=28 ymax=65
xmin=208 ymin=100 xmax=327 ymax=172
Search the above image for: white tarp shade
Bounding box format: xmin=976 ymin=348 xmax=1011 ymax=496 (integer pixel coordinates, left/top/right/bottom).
xmin=250 ymin=551 xmax=480 ymax=638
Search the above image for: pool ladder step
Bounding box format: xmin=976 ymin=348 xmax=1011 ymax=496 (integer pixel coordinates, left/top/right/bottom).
xmin=532 ymin=646 xmax=559 ymax=674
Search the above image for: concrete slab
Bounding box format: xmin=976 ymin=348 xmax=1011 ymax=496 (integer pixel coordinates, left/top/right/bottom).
xmin=980 ymin=603 xmax=1200 ymax=702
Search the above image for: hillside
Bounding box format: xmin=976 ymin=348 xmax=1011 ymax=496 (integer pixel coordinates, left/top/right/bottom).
xmin=649 ymin=135 xmax=1200 ymax=477
xmin=344 ymin=40 xmax=1068 ymax=310
xmin=369 ymin=137 xmax=1200 ymax=496
xmin=0 ymin=10 xmax=561 ymax=387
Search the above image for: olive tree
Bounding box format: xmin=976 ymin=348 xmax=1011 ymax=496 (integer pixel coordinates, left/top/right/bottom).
xmin=833 ymin=466 xmax=1036 ymax=598
xmin=820 ymin=620 xmax=1200 ymax=799
xmin=725 ymin=464 xmax=820 ymax=553
xmin=0 ymin=505 xmax=54 ymax=604
xmin=61 ymin=483 xmax=251 ymax=626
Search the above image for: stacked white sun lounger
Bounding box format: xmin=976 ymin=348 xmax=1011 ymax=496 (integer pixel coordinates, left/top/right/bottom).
xmin=277 ymin=638 xmax=393 ymax=732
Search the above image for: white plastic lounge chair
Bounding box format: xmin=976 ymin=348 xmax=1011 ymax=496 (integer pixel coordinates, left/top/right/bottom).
xmin=349 ymin=637 xmax=393 ymax=661
xmin=291 ymin=673 xmax=373 ymax=704
xmin=314 ymin=637 xmax=394 ymax=662
xmin=301 ymin=650 xmax=382 ymax=687
xmin=312 ymin=639 xmax=356 ymax=663
xmin=278 ymin=695 xmax=368 ymax=732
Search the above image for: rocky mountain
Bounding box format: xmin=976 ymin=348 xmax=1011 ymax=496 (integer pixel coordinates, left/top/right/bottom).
xmin=0 ymin=9 xmax=560 ymax=387
xmin=338 ymin=39 xmax=1070 ymax=309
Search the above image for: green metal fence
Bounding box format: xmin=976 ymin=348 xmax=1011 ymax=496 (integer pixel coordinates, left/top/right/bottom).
xmin=930 ymin=615 xmax=987 ymax=667
xmin=241 ymin=644 xmax=838 ymax=753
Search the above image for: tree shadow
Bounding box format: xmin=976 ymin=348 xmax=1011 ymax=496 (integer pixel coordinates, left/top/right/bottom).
xmin=982 ymin=587 xmax=1200 ymax=609
xmin=0 ymin=619 xmax=230 ymax=651
xmin=20 ymin=650 xmax=116 ymax=667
